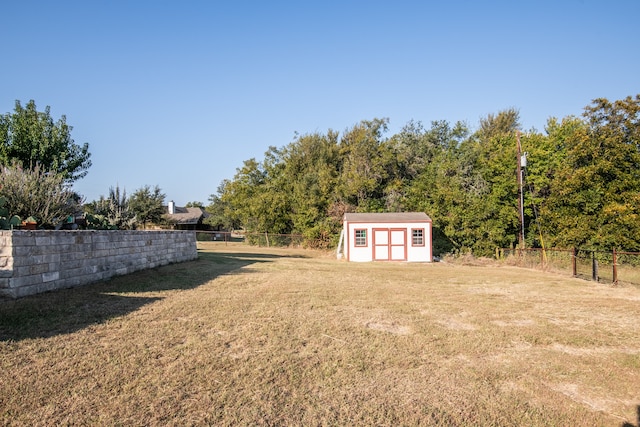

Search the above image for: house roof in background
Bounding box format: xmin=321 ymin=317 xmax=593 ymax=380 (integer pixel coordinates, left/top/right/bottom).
xmin=166 ymin=206 xmax=209 ymax=225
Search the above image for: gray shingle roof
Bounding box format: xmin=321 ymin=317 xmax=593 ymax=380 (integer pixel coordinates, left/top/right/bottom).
xmin=166 ymin=206 xmax=210 ymax=225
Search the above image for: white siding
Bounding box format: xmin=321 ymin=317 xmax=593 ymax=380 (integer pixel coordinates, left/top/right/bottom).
xmin=343 ymin=218 xmax=432 ymax=262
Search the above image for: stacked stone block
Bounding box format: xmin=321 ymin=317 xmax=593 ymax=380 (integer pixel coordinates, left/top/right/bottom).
xmin=0 ymin=230 xmax=198 ymax=298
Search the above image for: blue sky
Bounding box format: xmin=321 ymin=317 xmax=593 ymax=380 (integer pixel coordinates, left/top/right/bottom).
xmin=2 ymin=1 xmax=638 ymax=205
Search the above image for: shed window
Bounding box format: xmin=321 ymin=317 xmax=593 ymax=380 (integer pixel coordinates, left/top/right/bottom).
xmin=354 ymin=229 xmax=367 ymax=247
xmin=412 ymin=228 xmax=424 ymax=246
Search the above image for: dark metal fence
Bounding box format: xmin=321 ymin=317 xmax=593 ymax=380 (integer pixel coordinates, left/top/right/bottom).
xmin=498 ymin=247 xmax=640 ymax=286
xmin=195 ymin=231 xmax=304 ymax=247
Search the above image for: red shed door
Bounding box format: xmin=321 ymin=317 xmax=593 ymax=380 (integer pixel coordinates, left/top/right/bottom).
xmin=373 ymin=228 xmax=407 ymax=261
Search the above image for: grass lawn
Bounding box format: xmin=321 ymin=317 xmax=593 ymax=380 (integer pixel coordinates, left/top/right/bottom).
xmin=1 ymin=242 xmax=639 ymax=426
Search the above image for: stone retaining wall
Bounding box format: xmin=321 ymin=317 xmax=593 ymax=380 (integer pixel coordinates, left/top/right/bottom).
xmin=0 ymin=230 xmax=198 ymax=298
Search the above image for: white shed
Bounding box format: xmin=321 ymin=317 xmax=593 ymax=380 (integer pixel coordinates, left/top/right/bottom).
xmin=338 ymin=212 xmax=432 ymax=262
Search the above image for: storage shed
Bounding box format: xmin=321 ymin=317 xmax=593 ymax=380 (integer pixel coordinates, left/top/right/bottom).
xmin=338 ymin=212 xmax=432 ymax=262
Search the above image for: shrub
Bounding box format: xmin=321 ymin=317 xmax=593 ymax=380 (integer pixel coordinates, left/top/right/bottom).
xmin=0 ymin=162 xmax=80 ymax=228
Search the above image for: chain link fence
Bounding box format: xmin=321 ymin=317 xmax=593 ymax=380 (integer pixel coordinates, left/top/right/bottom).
xmin=195 ymin=231 xmax=304 ymax=247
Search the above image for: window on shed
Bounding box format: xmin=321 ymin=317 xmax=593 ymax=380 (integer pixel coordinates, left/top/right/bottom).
xmin=412 ymin=228 xmax=424 ymax=246
xmin=354 ymin=229 xmax=367 ymax=246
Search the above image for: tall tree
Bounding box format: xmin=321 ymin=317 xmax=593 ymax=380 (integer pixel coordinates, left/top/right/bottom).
xmin=128 ymin=185 xmax=166 ymax=229
xmin=337 ymin=118 xmax=392 ymax=211
xmin=416 ymin=109 xmax=523 ymax=256
xmin=256 ymin=146 xmax=293 ymax=234
xmin=221 ymin=157 xmax=276 ymax=234
xmin=206 ymin=180 xmax=239 ymax=231
xmin=402 ymin=120 xmax=470 ymax=254
xmin=281 ymin=130 xmax=341 ymax=247
xmin=542 ymin=96 xmax=640 ymax=250
xmin=519 ymin=118 xmax=574 ymax=247
xmin=409 ymin=109 xmax=523 ymax=256
xmin=0 ymin=100 xmax=91 ymax=182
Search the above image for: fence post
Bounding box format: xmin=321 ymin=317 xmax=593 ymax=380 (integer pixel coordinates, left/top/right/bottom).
xmin=572 ymin=247 xmax=577 ymax=277
xmin=592 ymin=251 xmax=598 ymax=282
xmin=612 ymin=247 xmax=618 ymax=285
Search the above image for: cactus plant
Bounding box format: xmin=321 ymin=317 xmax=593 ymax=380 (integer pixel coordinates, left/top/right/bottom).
xmin=0 ymin=196 xmax=23 ymax=229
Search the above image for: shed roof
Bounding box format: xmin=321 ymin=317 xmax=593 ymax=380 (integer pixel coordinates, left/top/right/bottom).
xmin=343 ymin=212 xmax=431 ymax=223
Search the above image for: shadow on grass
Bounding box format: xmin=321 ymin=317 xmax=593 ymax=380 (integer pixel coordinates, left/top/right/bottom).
xmin=621 ymin=405 xmax=640 ymax=427
xmin=0 ymin=249 xmax=291 ymax=341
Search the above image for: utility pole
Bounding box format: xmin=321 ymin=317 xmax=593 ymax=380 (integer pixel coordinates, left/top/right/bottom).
xmin=516 ymin=131 xmax=526 ymax=248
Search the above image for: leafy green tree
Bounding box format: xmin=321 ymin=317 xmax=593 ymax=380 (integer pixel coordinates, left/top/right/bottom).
xmin=404 ymin=110 xmax=522 ymax=256
xmin=0 ymin=100 xmax=91 ymax=182
xmin=426 ymin=137 xmax=490 ymax=254
xmin=402 ymin=120 xmax=470 ymax=254
xmin=518 ymin=120 xmax=570 ymax=248
xmin=337 ymin=118 xmax=392 ymax=211
xmin=469 ymin=109 xmax=522 ymax=254
xmin=388 ymin=120 xmax=458 ymax=183
xmin=542 ymin=96 xmax=640 ymax=251
xmin=220 ymin=150 xmax=294 ymax=237
xmin=185 ymin=201 xmax=204 ymax=208
xmin=0 ymin=162 xmax=80 ymax=228
xmin=128 ymin=185 xmax=166 ymax=229
xmin=280 ymin=130 xmax=342 ymax=247
xmin=220 ymin=158 xmax=266 ymax=233
xmin=206 ymin=180 xmax=240 ymax=231
xmin=259 ymin=146 xmax=294 ymax=235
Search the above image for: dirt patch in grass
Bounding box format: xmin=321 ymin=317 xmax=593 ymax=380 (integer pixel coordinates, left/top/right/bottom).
xmin=1 ymin=241 xmax=639 ymax=425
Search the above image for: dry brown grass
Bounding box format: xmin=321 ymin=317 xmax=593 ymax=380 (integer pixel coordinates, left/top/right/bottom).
xmin=1 ymin=242 xmax=640 ymax=426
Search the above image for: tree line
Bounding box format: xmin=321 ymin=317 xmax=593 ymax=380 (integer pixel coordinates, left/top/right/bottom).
xmin=3 ymin=96 xmax=639 ymax=252
xmin=209 ymin=95 xmax=640 ymax=255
